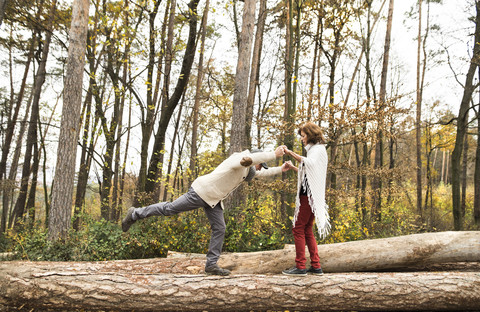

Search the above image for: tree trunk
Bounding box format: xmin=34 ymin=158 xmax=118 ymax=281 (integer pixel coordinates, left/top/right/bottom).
xmin=38 ymin=94 xmax=59 ymax=227
xmin=0 ymin=0 xmax=7 ymax=26
xmin=48 ymin=0 xmax=89 ymax=241
xmin=10 ymin=1 xmax=56 ymax=228
xmin=163 ymin=93 xmax=185 ymax=201
xmin=73 ymin=59 xmax=95 ymax=230
xmin=190 ymin=0 xmax=210 ymax=182
xmin=372 ymin=0 xmax=394 ymax=221
xmin=245 ymin=0 xmax=267 ymax=148
xmin=226 ymin=0 xmax=256 ymax=210
xmin=25 ymin=141 xmax=39 ymax=227
xmin=1 ymin=232 xmax=480 ymax=311
xmin=475 ymin=68 xmax=480 ymax=226
xmin=73 ymin=22 xmax=100 ymax=230
xmin=0 ymin=271 xmax=478 ymax=312
xmin=452 ymin=0 xmax=480 ymax=231
xmin=134 ymin=0 xmax=164 ymax=206
xmin=230 ymin=0 xmax=256 ymax=154
xmin=4 ymin=92 xmax=33 ymax=229
xmin=0 ymin=29 xmax=34 ymax=232
xmin=280 ymin=0 xmax=295 ymax=227
xmin=214 ymin=231 xmax=480 ymax=274
xmin=0 ymin=22 xmax=37 ymax=186
xmin=144 ymin=0 xmax=199 ymax=201
xmin=416 ymin=0 xmax=423 ymax=220
xmin=461 ymin=127 xmax=469 ymax=225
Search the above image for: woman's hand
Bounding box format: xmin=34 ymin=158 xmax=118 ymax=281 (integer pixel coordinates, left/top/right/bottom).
xmin=284 ymin=147 xmax=302 ymax=162
xmin=282 ymin=160 xmax=298 ymax=172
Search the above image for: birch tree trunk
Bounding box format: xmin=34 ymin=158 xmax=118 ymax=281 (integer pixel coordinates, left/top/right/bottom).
xmin=48 ymin=0 xmax=89 ymax=241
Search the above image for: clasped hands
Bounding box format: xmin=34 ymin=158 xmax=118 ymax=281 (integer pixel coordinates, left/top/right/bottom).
xmin=240 ymin=146 xmax=297 ymax=171
xmin=275 ymin=145 xmax=296 ymax=172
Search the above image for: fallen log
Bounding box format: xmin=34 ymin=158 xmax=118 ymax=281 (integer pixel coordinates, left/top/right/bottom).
xmin=167 ymin=250 xmax=480 ymax=272
xmin=211 ymin=231 xmax=480 ymax=273
xmin=1 ymin=260 xmax=479 ymax=311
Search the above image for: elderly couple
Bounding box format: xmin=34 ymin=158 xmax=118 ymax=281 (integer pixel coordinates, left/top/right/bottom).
xmin=122 ymin=122 xmax=330 ymax=276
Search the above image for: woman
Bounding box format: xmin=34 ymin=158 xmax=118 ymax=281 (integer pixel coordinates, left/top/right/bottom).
xmin=283 ymin=122 xmax=330 ymax=276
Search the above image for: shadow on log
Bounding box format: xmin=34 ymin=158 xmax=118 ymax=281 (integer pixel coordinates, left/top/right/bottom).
xmin=1 ymin=231 xmax=479 ymax=311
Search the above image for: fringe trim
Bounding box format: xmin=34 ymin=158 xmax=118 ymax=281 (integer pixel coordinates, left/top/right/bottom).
xmin=292 ymin=146 xmax=331 ymax=239
xmin=292 ymin=179 xmax=331 ymax=240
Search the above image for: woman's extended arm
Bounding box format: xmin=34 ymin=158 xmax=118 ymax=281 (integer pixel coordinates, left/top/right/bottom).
xmin=284 ymin=147 xmax=303 ymax=163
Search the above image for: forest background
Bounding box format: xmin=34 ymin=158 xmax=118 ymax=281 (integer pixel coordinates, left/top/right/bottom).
xmin=0 ymin=0 xmax=479 ymax=262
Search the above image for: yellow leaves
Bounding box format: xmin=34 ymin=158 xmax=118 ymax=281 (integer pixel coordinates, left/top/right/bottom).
xmin=363 ymin=227 xmax=369 ymax=236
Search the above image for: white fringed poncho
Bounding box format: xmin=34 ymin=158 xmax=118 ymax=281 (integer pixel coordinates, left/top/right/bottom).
xmin=292 ymin=143 xmax=331 ymax=239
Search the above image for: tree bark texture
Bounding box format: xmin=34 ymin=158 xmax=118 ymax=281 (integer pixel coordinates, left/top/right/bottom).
xmin=475 ymin=86 xmax=480 ymax=225
xmin=1 ymin=232 xmax=480 ymax=311
xmin=48 ymin=0 xmax=90 ymax=241
xmin=0 ymin=0 xmax=7 ymax=26
xmin=144 ymin=0 xmax=199 ymax=199
xmin=189 ymin=0 xmax=210 ymax=181
xmin=10 ymin=0 xmax=56 ymax=228
xmin=452 ymin=1 xmax=480 ymax=230
xmin=245 ymin=0 xmax=267 ymax=148
xmin=0 ymin=261 xmax=479 ymax=311
xmin=416 ymin=0 xmax=423 ymax=219
xmin=215 ymin=231 xmax=480 ymax=274
xmin=230 ymin=0 xmax=256 ymax=154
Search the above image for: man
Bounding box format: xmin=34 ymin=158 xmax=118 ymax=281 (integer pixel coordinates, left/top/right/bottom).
xmin=122 ymin=146 xmax=290 ymax=276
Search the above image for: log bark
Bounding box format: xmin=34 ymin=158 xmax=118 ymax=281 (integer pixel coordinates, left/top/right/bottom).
xmin=1 ymin=232 xmax=480 ymax=311
xmin=212 ymin=231 xmax=480 ymax=274
xmin=1 ymin=260 xmax=480 ymax=311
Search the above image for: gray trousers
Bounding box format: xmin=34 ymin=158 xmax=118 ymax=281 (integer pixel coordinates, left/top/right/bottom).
xmin=131 ymin=188 xmax=225 ymax=268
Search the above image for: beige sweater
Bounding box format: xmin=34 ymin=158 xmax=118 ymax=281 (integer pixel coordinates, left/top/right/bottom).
xmin=191 ymin=150 xmax=282 ymax=208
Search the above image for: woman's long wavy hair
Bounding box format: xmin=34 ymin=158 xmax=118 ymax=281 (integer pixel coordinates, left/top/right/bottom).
xmin=298 ymin=122 xmax=326 ymax=144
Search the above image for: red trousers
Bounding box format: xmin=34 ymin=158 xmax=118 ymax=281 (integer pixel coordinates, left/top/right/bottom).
xmin=292 ymin=195 xmax=321 ymax=270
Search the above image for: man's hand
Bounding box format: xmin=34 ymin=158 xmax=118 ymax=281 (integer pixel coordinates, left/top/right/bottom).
xmin=275 ymin=145 xmax=286 ymax=158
